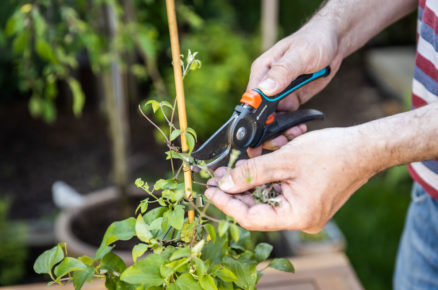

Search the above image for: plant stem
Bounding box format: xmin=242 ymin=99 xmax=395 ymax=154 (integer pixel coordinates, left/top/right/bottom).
xmin=138 ymin=104 xmax=171 ymax=146
xmin=193 ymin=181 xmax=217 ymax=188
xmin=188 ymin=200 xmax=221 ymax=223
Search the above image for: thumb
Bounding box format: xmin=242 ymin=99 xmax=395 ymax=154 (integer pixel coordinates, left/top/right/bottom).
xmin=218 ymin=151 xmax=289 ymax=193
xmin=258 ymin=51 xmax=306 ymax=96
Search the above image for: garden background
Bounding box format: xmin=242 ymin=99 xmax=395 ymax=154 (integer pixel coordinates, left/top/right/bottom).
xmin=0 ymin=0 xmax=417 ymax=289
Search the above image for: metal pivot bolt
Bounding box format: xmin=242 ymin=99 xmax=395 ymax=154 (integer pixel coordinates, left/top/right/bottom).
xmin=236 ymin=127 xmax=246 ymax=141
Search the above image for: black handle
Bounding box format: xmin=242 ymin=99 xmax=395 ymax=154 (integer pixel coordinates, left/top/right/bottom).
xmin=254 ymin=109 xmax=324 ymax=147
xmin=250 ymin=67 xmax=330 ymax=128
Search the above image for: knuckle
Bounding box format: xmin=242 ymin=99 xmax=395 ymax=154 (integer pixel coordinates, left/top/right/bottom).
xmin=250 ymin=57 xmax=265 ymax=73
xmin=271 ymin=61 xmax=292 ymax=77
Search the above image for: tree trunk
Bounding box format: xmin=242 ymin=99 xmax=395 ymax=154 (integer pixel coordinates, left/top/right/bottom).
xmin=261 ymin=0 xmax=279 ymax=51
xmin=103 ymin=4 xmax=129 ymax=197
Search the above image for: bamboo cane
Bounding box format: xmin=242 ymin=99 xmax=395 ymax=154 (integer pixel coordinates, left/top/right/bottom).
xmin=165 ymin=0 xmax=195 ymax=223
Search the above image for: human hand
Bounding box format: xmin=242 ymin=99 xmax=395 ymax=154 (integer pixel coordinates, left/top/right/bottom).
xmin=205 ymin=126 xmax=376 ymax=233
xmin=247 ymin=18 xmax=344 ymax=156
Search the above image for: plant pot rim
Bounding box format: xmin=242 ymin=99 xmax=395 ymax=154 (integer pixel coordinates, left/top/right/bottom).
xmin=55 ymin=186 xmax=143 ymax=264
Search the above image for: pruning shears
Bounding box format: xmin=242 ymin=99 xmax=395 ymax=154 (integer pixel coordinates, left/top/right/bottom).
xmin=191 ymin=66 xmax=331 ymax=169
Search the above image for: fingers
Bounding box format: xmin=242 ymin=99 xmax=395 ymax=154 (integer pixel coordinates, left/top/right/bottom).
xmin=262 ymin=135 xmax=288 ymax=151
xmin=247 ymin=146 xmax=262 ymax=158
xmin=247 ymin=41 xmax=289 ymax=90
xmin=258 ymin=50 xmax=306 ymax=96
xmin=216 ymin=151 xmax=290 ymax=193
xmin=262 ymin=123 xmax=307 ymax=150
xmin=205 ymin=187 xmax=287 ymax=231
xmin=283 ymin=123 xmax=307 ymax=139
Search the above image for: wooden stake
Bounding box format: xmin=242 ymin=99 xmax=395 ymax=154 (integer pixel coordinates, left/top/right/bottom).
xmin=165 ymin=0 xmax=195 ymax=223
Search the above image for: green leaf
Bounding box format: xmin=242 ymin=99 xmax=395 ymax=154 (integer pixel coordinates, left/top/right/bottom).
xmin=191 ymin=240 xmax=205 ymax=256
xmin=170 ymin=248 xmax=190 ymax=261
xmin=67 ymin=78 xmax=85 ymax=116
xmin=137 ymin=32 xmax=157 ymax=60
xmin=161 ymin=101 xmax=173 ymax=110
xmin=45 ymin=77 xmax=58 ymax=99
xmin=12 ymin=31 xmax=29 ymax=54
xmin=173 ymin=273 xmax=203 ymax=290
xmin=218 ymin=220 xmax=229 ymax=237
xmin=229 ymin=224 xmax=240 ymax=243
xmin=146 ymin=100 xmax=160 ymax=113
xmin=254 ymin=243 xmax=273 ymax=263
xmin=135 ymin=178 xmax=144 ymax=187
xmin=161 ymin=246 xmax=177 ymax=259
xmin=42 ymin=99 xmax=56 ymax=123
xmin=94 ymin=245 xmax=113 ymax=262
xmin=215 ymin=266 xmax=237 ymax=282
xmin=96 ymin=218 xmax=136 ymax=260
xmin=153 ymin=245 xmax=164 ymax=254
xmin=268 ymin=258 xmax=295 ymax=273
xmin=29 ymin=96 xmax=42 ymax=117
xmin=135 ymin=214 xmax=153 ymax=243
xmin=120 ymin=254 xmax=166 ymax=286
xmin=223 ymin=256 xmax=257 ymax=289
xmin=184 ymin=132 xmax=195 ymax=153
xmin=132 ymin=244 xmax=148 ymax=263
xmin=73 ymin=265 xmax=94 ymax=290
xmin=154 ymin=179 xmax=169 ymax=190
xmin=54 ymin=257 xmax=87 ymax=278
xmin=36 ymin=39 xmax=56 ymax=63
xmin=170 ymin=129 xmax=181 ymax=141
xmin=202 ymin=234 xmax=227 ymax=264
xmin=144 ymin=207 xmax=167 ymax=224
xmin=160 ymin=258 xmax=189 ymax=278
xmin=5 ymin=16 xmax=17 ymax=36
xmin=33 ymin=244 xmax=65 ymax=275
xmin=193 ymin=257 xmax=207 ymax=277
xmin=204 ymin=224 xmax=216 ymax=243
xmin=200 ymin=274 xmax=217 ymax=290
xmin=181 ymin=221 xmax=196 ymax=243
xmin=103 ymin=218 xmax=136 ymax=244
xmin=168 ymin=205 xmax=185 ymax=230
xmin=32 ymin=9 xmax=46 ymax=37
xmin=217 ymin=281 xmax=234 ymax=290
xmin=149 ymin=217 xmax=163 ymax=231
xmin=185 ymin=127 xmax=197 ymax=141
xmin=78 ymin=256 xmax=94 ymax=266
xmin=100 ymin=252 xmax=126 ymax=274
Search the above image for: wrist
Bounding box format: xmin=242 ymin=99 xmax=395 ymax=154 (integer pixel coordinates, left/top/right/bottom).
xmin=308 ymin=3 xmax=348 ymax=59
xmin=353 ymin=103 xmax=438 ymax=174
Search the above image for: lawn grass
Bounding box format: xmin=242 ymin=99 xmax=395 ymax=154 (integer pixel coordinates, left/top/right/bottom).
xmin=334 ymin=166 xmax=412 ymax=290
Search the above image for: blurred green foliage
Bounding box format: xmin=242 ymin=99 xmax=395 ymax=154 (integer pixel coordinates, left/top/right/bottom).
xmin=334 ymin=166 xmax=412 ymax=290
xmin=179 ymin=23 xmax=255 ymax=138
xmin=1 ymin=0 xmax=416 ymax=134
xmin=0 ymin=198 xmax=27 ymax=286
xmin=2 ymin=0 xmax=162 ymax=123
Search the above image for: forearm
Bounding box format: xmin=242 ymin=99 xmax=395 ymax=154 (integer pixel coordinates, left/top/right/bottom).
xmin=310 ymin=0 xmax=417 ymax=57
xmin=356 ymin=102 xmax=438 ymax=174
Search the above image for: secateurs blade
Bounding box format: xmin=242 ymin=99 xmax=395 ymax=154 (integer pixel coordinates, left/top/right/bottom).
xmin=191 ymin=66 xmax=331 ymax=169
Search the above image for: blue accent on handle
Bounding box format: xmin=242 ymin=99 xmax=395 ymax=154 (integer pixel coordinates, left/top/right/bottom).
xmin=254 ymin=67 xmax=328 ymax=102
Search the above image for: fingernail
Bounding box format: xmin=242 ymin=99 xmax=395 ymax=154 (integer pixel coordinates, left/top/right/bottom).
xmin=219 ymin=174 xmax=234 ymax=192
xmin=259 ymin=78 xmax=277 ymax=94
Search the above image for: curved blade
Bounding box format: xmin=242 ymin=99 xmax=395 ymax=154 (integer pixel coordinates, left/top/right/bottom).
xmin=192 ymin=113 xmax=236 ymax=161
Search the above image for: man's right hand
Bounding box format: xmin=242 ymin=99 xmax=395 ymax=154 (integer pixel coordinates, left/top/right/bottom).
xmin=247 ymin=18 xmax=344 ymax=156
